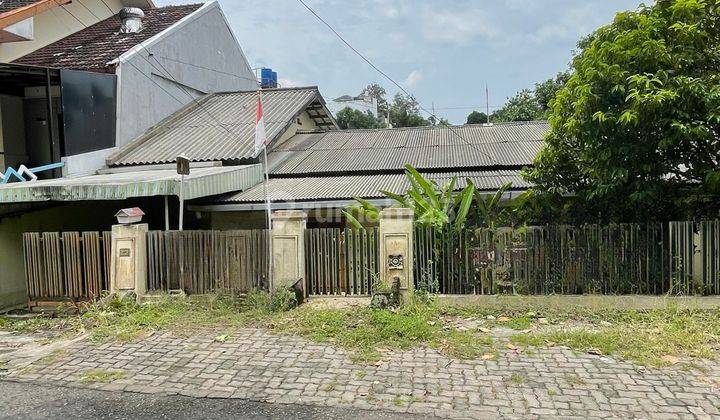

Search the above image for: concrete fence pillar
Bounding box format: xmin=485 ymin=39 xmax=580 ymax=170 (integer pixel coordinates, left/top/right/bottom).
xmin=379 ymin=208 xmax=414 ymax=302
xmin=110 ymin=223 xmax=148 ymax=297
xmin=271 ymin=210 xmax=307 ymax=293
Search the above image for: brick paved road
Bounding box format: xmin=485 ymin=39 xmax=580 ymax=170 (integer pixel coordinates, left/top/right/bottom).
xmin=2 ymin=329 xmax=719 ymax=419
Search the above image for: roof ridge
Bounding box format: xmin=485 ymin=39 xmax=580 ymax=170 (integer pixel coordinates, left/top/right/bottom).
xmin=213 ymin=86 xmax=320 ymax=95
xmin=329 ymin=120 xmax=549 ymax=133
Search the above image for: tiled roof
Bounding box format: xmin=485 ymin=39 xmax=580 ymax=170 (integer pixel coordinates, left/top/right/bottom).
xmin=108 ymin=87 xmax=337 ymax=166
xmin=218 ymin=170 xmax=530 ymax=203
xmin=13 ymin=4 xmax=202 ymax=71
xmin=269 ymin=121 xmax=549 ymax=175
xmin=0 ymin=0 xmax=39 ymax=13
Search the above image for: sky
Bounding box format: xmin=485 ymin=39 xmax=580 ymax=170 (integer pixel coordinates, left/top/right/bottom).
xmin=156 ymin=0 xmax=644 ymax=124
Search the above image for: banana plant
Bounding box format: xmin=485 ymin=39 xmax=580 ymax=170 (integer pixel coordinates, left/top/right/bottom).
xmin=343 ymin=164 xmax=475 ymax=230
xmin=467 ymin=181 xmax=513 ymax=228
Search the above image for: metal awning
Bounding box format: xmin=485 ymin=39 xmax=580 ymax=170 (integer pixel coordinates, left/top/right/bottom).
xmin=0 ymin=165 xmax=263 ymax=203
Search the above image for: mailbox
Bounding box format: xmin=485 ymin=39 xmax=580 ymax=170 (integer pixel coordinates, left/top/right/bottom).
xmin=114 ymin=207 xmax=145 ymax=225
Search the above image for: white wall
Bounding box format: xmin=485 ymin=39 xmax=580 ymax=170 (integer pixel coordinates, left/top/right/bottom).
xmin=115 ymin=2 xmax=257 ymax=149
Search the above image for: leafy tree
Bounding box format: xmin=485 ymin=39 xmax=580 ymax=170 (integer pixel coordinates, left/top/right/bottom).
xmin=343 ymin=164 xmax=474 ymax=230
xmin=526 ymin=0 xmax=720 ymax=222
xmin=533 ymin=71 xmax=571 ymax=113
xmin=361 ymin=83 xmax=389 ymax=115
xmin=491 ymin=89 xmax=544 ymax=123
xmin=336 ymin=107 xmax=383 ymax=129
xmin=466 ymin=111 xmax=489 ymax=125
xmin=388 ymin=93 xmax=430 ymax=127
xmin=490 ymin=72 xmax=570 ymax=123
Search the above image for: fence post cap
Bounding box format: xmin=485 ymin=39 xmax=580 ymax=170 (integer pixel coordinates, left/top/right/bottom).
xmin=271 ymin=210 xmax=307 ymax=220
xmin=380 ymin=208 xmax=414 ymax=219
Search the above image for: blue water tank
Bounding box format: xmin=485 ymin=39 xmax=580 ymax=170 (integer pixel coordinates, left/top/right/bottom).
xmin=260 ymin=68 xmax=273 ymax=88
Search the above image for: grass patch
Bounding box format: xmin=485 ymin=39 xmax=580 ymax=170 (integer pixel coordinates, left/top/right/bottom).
xmin=272 ymin=304 xmax=441 ymax=363
xmin=504 ymin=316 xmax=533 ymax=330
xmin=431 ymin=330 xmax=495 ymax=359
xmin=80 ymin=369 xmax=126 ymax=383
xmin=36 ymin=349 xmax=67 ymax=366
xmin=507 ymin=373 xmax=525 ymax=385
xmin=509 ymin=307 xmax=720 ymax=367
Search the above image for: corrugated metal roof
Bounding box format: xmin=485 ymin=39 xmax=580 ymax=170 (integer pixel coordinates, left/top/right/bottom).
xmin=0 ymin=165 xmax=262 ymax=203
xmin=108 ymin=87 xmax=336 ymax=166
xmin=217 ymin=170 xmax=530 ymax=203
xmin=269 ymin=121 xmax=549 ymax=175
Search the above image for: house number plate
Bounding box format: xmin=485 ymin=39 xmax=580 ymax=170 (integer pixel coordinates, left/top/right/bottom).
xmin=388 ymin=254 xmax=404 ymax=269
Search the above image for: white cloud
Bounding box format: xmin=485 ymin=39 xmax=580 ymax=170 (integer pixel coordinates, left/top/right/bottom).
xmin=278 ymin=77 xmax=302 ymax=88
xmin=419 ymin=6 xmax=499 ymax=45
xmin=403 ymin=70 xmax=423 ymax=88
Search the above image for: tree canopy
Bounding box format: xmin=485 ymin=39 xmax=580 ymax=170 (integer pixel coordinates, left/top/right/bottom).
xmin=489 ymin=72 xmax=570 ymax=123
xmin=388 ymin=93 xmax=431 ymax=128
xmin=335 ymin=107 xmax=383 ymax=129
xmin=466 ymin=111 xmax=489 ymax=125
xmin=525 ymin=0 xmax=720 ymax=222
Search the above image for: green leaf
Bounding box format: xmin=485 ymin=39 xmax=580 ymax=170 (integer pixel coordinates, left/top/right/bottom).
xmin=454 ymin=184 xmax=475 ymax=230
xmin=342 ymin=210 xmax=366 ymax=231
xmin=404 ymin=164 xmax=440 ymax=209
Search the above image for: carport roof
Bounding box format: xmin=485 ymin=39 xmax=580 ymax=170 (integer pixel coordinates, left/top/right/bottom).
xmin=0 ymin=165 xmax=262 ymax=203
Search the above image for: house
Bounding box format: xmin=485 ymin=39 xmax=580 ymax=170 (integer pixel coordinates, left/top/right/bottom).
xmin=0 ymin=0 xmax=153 ymax=63
xmin=193 ymin=121 xmax=547 ymax=228
xmin=0 ymin=1 xmax=267 ymax=308
xmin=327 ymin=93 xmax=379 ymax=118
xmin=0 ymin=86 xmax=336 ymax=307
xmin=101 ymin=96 xmax=547 ymax=228
xmin=3 ymin=1 xmax=258 ymax=177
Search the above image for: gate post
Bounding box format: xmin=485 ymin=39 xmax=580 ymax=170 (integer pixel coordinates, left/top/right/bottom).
xmin=379 ymin=208 xmax=414 ymax=302
xmin=110 ymin=223 xmax=148 ymax=297
xmin=271 ymin=210 xmax=307 ymax=293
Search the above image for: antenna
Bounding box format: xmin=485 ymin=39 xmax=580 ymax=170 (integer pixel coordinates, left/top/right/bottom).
xmin=486 ymin=84 xmax=490 ymax=124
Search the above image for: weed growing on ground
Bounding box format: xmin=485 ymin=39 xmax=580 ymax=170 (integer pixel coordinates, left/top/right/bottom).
xmin=431 ymin=330 xmax=495 ymax=360
xmin=508 ymin=307 xmax=720 ymax=367
xmin=80 ymin=369 xmax=126 ymax=383
xmin=507 ymin=373 xmax=525 ymax=385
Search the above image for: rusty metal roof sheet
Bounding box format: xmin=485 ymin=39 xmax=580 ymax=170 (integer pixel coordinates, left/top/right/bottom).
xmin=217 ymin=170 xmax=529 ymax=203
xmin=269 ymin=121 xmax=548 ymax=175
xmin=108 ymin=87 xmax=336 ymax=166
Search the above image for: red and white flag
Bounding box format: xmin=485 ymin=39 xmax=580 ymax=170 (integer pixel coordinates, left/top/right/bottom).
xmin=254 ymin=94 xmax=267 ymax=154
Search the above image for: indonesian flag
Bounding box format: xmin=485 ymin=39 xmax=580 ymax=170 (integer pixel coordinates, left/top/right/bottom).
xmin=254 ymin=94 xmax=267 ymax=154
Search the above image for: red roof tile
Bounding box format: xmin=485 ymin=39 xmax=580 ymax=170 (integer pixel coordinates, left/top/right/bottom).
xmin=13 ymin=3 xmax=202 ymax=72
xmin=0 ymin=0 xmax=40 ymax=14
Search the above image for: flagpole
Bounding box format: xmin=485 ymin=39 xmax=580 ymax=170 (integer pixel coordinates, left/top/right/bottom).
xmin=258 ymin=89 xmax=274 ymax=290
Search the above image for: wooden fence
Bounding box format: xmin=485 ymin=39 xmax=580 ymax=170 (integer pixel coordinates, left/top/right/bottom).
xmin=305 ymin=228 xmax=379 ymax=296
xmin=147 ymin=230 xmax=269 ymax=294
xmin=415 ymin=221 xmax=720 ymax=295
xmin=23 ymin=231 xmax=111 ymax=301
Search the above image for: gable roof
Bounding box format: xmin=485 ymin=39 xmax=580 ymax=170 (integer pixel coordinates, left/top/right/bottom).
xmin=12 ymin=3 xmax=202 ymax=72
xmin=268 ymin=121 xmax=549 ymax=176
xmin=108 ymin=87 xmax=337 ymax=166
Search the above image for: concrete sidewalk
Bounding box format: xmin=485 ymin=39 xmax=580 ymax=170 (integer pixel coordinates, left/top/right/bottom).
xmin=2 ymin=328 xmax=719 ymax=419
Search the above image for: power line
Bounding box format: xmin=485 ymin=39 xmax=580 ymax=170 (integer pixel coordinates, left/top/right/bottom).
xmin=295 ymin=0 xmax=496 ymax=163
